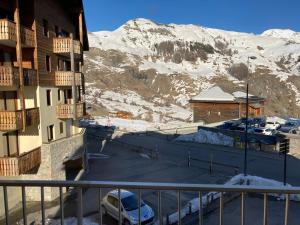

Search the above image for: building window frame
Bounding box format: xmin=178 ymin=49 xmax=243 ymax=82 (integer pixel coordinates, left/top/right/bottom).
xmin=59 ymin=122 xmax=64 ymax=134
xmin=46 ymin=55 xmax=51 ymax=72
xmin=43 ymin=19 xmax=49 ymax=37
xmin=47 ymin=125 xmax=54 ymax=142
xmin=46 ymin=89 xmax=52 ymax=106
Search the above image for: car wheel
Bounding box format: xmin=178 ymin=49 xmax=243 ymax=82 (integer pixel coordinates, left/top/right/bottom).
xmin=123 ymin=219 xmax=130 ymax=225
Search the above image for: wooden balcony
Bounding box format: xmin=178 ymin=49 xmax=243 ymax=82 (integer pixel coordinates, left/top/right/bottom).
xmin=0 ymin=19 xmax=35 ymax=48
xmin=25 ymin=108 xmax=40 ymax=126
xmin=23 ymin=68 xmax=37 ymax=86
xmin=53 ymin=38 xmax=82 ymax=57
xmin=20 ymin=26 xmax=35 ymax=47
xmin=55 ymin=71 xmax=82 ymax=86
xmin=56 ymin=102 xmax=84 ymax=119
xmin=0 ymin=108 xmax=40 ymax=131
xmin=0 ymin=110 xmax=23 ymax=131
xmin=0 ymin=66 xmax=19 ymax=87
xmin=0 ymin=147 xmax=41 ymax=176
xmin=0 ymin=19 xmax=16 ymax=47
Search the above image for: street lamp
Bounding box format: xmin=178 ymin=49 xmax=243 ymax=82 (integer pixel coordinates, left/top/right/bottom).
xmin=243 ymin=56 xmax=257 ymax=176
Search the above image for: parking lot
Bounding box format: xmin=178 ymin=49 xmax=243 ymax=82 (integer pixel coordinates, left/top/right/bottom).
xmin=49 ymin=125 xmax=300 ymax=225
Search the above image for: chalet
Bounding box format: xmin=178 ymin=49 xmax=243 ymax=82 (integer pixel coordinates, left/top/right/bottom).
xmin=189 ymin=86 xmax=265 ymax=124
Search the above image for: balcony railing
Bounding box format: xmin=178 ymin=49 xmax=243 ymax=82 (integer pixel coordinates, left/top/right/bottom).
xmin=55 ymin=71 xmax=82 ymax=86
xmin=20 ymin=26 xmax=35 ymax=47
xmin=0 ymin=19 xmax=35 ymax=47
xmin=23 ymin=68 xmax=37 ymax=86
xmin=56 ymin=102 xmax=84 ymax=119
xmin=0 ymin=180 xmax=299 ymax=225
xmin=0 ymin=66 xmax=19 ymax=86
xmin=53 ymin=38 xmax=82 ymax=56
xmin=25 ymin=108 xmax=40 ymax=126
xmin=0 ymin=19 xmax=16 ymax=46
xmin=0 ymin=110 xmax=23 ymax=131
xmin=0 ymin=108 xmax=40 ymax=131
xmin=0 ymin=147 xmax=41 ymax=176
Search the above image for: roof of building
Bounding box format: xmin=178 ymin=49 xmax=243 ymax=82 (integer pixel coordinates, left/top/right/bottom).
xmin=232 ymin=91 xmax=254 ymax=98
xmin=190 ymin=86 xmax=265 ymax=103
xmin=191 ymin=86 xmax=235 ymax=102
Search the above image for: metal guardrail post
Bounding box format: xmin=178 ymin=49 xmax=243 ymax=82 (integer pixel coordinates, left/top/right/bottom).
xmin=118 ymin=189 xmax=121 ymax=225
xmin=284 ymin=194 xmax=289 ymax=225
xmin=199 ymin=192 xmax=203 ymax=225
xmin=178 ymin=190 xmax=181 ymax=225
xmin=263 ymin=193 xmax=268 ymax=225
xmin=219 ymin=192 xmax=224 ymax=225
xmin=22 ymin=186 xmax=27 ymax=225
xmin=77 ymin=188 xmax=83 ymax=225
xmin=158 ymin=191 xmax=162 ymax=225
xmin=138 ymin=190 xmax=141 ymax=225
xmin=59 ymin=187 xmax=64 ymax=225
xmin=241 ymin=192 xmax=245 ymax=225
xmin=98 ymin=188 xmax=102 ymax=225
xmin=3 ymin=186 xmax=9 ymax=225
xmin=41 ymin=186 xmax=45 ymax=225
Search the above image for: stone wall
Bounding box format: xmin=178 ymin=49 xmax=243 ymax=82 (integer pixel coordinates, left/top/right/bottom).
xmin=0 ymin=129 xmax=86 ymax=218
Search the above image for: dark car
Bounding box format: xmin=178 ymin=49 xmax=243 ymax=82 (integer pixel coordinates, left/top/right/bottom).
xmin=279 ymin=121 xmax=299 ymax=133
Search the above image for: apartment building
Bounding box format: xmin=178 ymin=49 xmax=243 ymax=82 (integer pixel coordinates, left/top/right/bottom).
xmin=0 ymin=0 xmax=89 ymax=200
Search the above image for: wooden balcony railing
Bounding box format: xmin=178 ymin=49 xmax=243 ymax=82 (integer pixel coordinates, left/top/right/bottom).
xmin=53 ymin=38 xmax=82 ymax=56
xmin=0 ymin=66 xmax=19 ymax=86
xmin=0 ymin=19 xmax=35 ymax=47
xmin=25 ymin=108 xmax=40 ymax=126
xmin=23 ymin=68 xmax=37 ymax=86
xmin=0 ymin=19 xmax=16 ymax=45
xmin=0 ymin=110 xmax=23 ymax=131
xmin=56 ymin=102 xmax=84 ymax=119
xmin=0 ymin=108 xmax=40 ymax=131
xmin=0 ymin=147 xmax=41 ymax=176
xmin=20 ymin=26 xmax=35 ymax=47
xmin=55 ymin=71 xmax=82 ymax=86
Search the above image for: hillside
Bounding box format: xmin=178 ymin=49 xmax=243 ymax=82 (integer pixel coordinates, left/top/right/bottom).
xmin=83 ymin=18 xmax=300 ymax=123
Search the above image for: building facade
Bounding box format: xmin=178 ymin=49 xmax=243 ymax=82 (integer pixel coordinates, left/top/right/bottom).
xmin=0 ymin=0 xmax=88 ymax=180
xmin=190 ymin=87 xmax=265 ymax=124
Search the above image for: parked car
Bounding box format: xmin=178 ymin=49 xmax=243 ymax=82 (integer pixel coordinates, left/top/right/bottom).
xmin=101 ymin=190 xmax=155 ymax=225
xmin=279 ymin=121 xmax=299 ymax=133
xmin=265 ymin=121 xmax=281 ymax=130
xmin=253 ymin=128 xmax=276 ymax=136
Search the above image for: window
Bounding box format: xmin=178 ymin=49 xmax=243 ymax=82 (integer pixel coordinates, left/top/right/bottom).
xmin=107 ymin=196 xmax=118 ymax=208
xmin=58 ymin=90 xmax=61 ymax=101
xmin=47 ymin=125 xmax=54 ymax=142
xmin=43 ymin=19 xmax=49 ymax=37
xmin=46 ymin=90 xmax=51 ymax=106
xmin=59 ymin=122 xmax=63 ymax=134
xmin=46 ymin=55 xmax=51 ymax=72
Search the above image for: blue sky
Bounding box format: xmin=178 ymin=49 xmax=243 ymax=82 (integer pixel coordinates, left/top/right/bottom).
xmin=83 ymin=0 xmax=300 ymax=34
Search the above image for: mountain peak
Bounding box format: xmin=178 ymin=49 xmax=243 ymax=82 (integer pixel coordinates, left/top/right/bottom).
xmin=261 ymin=29 xmax=299 ymax=40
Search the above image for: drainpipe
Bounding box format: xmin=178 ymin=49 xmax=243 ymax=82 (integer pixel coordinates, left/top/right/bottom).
xmin=15 ymin=0 xmax=26 ymax=132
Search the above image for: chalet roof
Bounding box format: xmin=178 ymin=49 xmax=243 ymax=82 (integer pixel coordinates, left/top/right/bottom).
xmin=192 ymin=86 xmax=235 ymax=102
xmin=232 ymin=91 xmax=254 ymax=98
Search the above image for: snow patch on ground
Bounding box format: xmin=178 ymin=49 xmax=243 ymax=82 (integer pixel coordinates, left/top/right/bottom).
xmin=175 ymin=129 xmax=234 ymax=147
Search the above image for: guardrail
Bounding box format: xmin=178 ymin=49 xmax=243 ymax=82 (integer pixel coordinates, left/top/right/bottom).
xmin=0 ymin=180 xmax=299 ymax=225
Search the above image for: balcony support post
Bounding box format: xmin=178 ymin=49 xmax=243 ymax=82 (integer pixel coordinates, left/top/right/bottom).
xmin=70 ymin=33 xmax=77 ymax=120
xmin=14 ymin=0 xmax=26 ymax=132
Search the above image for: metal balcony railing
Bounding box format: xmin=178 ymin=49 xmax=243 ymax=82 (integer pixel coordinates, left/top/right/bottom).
xmin=0 ymin=180 xmax=299 ymax=225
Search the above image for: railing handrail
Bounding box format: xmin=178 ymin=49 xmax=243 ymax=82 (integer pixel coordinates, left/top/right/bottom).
xmin=0 ymin=180 xmax=299 ymax=193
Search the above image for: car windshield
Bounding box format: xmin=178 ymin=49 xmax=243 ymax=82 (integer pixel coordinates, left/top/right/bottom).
xmin=121 ymin=195 xmax=145 ymax=211
xmin=285 ymin=122 xmax=295 ymax=126
xmin=254 ymin=129 xmax=263 ymax=133
xmin=267 ymin=122 xmax=274 ymax=124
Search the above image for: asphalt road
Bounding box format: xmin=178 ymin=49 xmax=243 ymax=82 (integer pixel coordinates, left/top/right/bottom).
xmin=61 ymin=126 xmax=300 ymax=225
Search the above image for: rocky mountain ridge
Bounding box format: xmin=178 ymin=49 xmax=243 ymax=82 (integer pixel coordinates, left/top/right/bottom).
xmin=84 ymin=18 xmax=300 ymax=122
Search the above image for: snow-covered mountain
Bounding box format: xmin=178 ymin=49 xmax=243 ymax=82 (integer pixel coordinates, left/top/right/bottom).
xmin=84 ymin=18 xmax=300 ymax=122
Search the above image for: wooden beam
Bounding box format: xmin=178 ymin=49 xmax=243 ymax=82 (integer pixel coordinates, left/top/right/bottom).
xmin=14 ymin=0 xmax=26 ymax=132
xmin=70 ymin=33 xmax=77 ymax=120
xmin=79 ymin=10 xmax=83 ymax=45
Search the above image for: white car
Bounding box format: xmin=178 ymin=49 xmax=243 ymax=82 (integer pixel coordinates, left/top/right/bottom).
xmin=253 ymin=128 xmax=276 ymax=136
xmin=265 ymin=121 xmax=281 ymax=130
xmin=101 ymin=189 xmax=155 ymax=225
